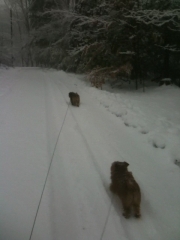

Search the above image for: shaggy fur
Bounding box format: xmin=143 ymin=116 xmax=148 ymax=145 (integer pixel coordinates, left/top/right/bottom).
xmin=110 ymin=161 xmax=141 ymax=218
xmin=69 ymin=92 xmax=80 ymax=107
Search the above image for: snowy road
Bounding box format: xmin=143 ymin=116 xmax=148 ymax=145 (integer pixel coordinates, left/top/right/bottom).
xmin=0 ymin=68 xmax=180 ymax=240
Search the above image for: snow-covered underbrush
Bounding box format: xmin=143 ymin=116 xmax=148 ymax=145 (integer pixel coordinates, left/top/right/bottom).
xmin=0 ymin=64 xmax=9 ymax=69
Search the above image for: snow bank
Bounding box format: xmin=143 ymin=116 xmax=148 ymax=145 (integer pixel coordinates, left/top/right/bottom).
xmin=85 ymin=84 xmax=180 ymax=166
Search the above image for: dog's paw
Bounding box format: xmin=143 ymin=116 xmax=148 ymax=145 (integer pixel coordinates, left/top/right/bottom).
xmin=123 ymin=212 xmax=130 ymax=219
xmin=134 ymin=213 xmax=141 ymax=218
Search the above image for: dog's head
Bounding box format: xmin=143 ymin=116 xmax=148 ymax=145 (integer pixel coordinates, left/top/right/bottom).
xmin=69 ymin=92 xmax=76 ymax=98
xmin=111 ymin=161 xmax=129 ymax=175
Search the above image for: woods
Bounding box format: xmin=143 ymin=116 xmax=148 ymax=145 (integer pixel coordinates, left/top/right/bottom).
xmin=0 ymin=0 xmax=180 ymax=88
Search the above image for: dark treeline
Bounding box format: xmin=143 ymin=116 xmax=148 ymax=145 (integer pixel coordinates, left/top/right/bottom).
xmin=2 ymin=0 xmax=180 ymax=88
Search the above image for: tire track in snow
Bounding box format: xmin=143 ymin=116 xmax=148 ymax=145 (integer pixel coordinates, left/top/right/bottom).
xmin=56 ymin=79 xmax=110 ymax=195
xmin=54 ymin=79 xmax=118 ymax=240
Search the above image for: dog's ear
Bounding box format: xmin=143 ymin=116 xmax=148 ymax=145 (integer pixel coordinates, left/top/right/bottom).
xmin=124 ymin=161 xmax=129 ymax=167
xmin=111 ymin=161 xmax=120 ymax=169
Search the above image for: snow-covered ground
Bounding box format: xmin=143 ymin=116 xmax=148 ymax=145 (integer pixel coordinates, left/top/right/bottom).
xmin=0 ymin=67 xmax=180 ymax=240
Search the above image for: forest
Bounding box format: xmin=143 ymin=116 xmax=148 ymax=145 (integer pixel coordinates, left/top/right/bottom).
xmin=0 ymin=0 xmax=180 ymax=88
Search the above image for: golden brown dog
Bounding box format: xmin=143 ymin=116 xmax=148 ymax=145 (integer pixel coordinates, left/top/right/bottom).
xmin=69 ymin=92 xmax=80 ymax=107
xmin=110 ymin=161 xmax=141 ymax=218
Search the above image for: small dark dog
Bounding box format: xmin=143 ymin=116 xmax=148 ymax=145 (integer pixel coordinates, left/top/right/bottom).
xmin=69 ymin=92 xmax=80 ymax=107
xmin=110 ymin=161 xmax=141 ymax=218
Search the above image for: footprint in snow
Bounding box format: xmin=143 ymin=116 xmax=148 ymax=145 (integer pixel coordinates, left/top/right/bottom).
xmin=174 ymin=159 xmax=180 ymax=167
xmin=124 ymin=122 xmax=137 ymax=128
xmin=140 ymin=129 xmax=149 ymax=134
xmin=115 ymin=113 xmax=123 ymax=117
xmin=152 ymin=141 xmax=166 ymax=149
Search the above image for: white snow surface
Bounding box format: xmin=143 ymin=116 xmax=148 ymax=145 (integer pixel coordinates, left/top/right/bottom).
xmin=0 ymin=67 xmax=180 ymax=240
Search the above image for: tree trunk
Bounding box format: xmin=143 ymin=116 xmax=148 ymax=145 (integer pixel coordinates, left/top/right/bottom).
xmin=162 ymin=49 xmax=170 ymax=78
xmin=10 ymin=8 xmax=13 ymax=66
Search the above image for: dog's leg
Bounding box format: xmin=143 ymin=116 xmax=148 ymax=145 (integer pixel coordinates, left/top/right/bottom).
xmin=133 ymin=204 xmax=141 ymax=218
xmin=109 ymin=183 xmax=117 ymax=194
xmin=122 ymin=197 xmax=132 ymax=219
xmin=122 ymin=206 xmax=131 ymax=219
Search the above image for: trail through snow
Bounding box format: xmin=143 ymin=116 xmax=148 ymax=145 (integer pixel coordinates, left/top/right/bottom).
xmin=0 ymin=68 xmax=180 ymax=240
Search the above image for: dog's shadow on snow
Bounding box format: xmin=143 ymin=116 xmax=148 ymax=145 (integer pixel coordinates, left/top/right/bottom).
xmin=104 ymin=183 xmax=124 ymax=217
xmin=104 ymin=184 xmax=140 ymax=240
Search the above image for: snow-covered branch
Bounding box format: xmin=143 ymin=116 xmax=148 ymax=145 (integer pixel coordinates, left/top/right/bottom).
xmin=155 ymin=44 xmax=180 ymax=52
xmin=125 ymin=9 xmax=180 ymax=28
